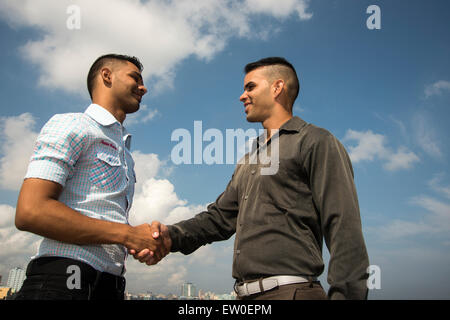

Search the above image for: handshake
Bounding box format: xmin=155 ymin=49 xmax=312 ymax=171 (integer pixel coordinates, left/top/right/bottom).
xmin=126 ymin=221 xmax=172 ymax=265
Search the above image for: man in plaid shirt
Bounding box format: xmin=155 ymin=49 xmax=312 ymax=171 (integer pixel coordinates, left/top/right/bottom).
xmin=14 ymin=54 xmax=167 ymax=300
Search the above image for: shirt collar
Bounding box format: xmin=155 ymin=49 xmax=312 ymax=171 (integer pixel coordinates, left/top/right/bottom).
xmin=85 ymin=103 xmax=119 ymax=127
xmin=256 ymin=116 xmax=308 ymax=146
xmin=85 ymin=104 xmax=133 ymax=150
xmin=123 ymin=129 xmax=132 ymax=150
xmin=279 ymin=116 xmax=308 ymax=133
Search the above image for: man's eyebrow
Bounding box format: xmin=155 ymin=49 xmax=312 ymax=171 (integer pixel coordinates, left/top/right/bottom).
xmin=244 ymin=81 xmax=255 ymax=90
xmin=130 ymin=71 xmax=143 ymax=81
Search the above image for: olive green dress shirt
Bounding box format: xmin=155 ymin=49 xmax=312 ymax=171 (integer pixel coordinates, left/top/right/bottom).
xmin=168 ymin=116 xmax=369 ymax=299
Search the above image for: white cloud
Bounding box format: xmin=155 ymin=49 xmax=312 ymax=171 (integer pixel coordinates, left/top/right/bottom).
xmin=425 ymin=80 xmax=450 ymax=98
xmin=388 ymin=115 xmax=408 ymax=141
xmin=0 ymin=113 xmax=39 ymax=191
xmin=373 ymin=219 xmax=434 ymax=239
xmin=428 ymin=174 xmax=450 ymax=199
xmin=0 ymin=204 xmax=42 ymax=281
xmin=411 ymin=195 xmax=450 ymax=231
xmin=343 ymin=129 xmax=419 ymax=171
xmin=293 ymin=102 xmax=306 ymax=114
xmin=413 ymin=113 xmax=443 ymax=159
xmin=131 ymin=151 xmax=162 ymax=192
xmin=124 ymin=253 xmax=188 ymax=293
xmin=245 ymin=0 xmax=313 ymax=19
xmin=368 ymin=194 xmax=450 ymax=241
xmin=130 ymin=149 xmax=207 ymax=226
xmin=0 ymin=0 xmax=312 ymax=97
xmin=167 ymin=265 xmax=188 ymax=287
xmin=343 ymin=129 xmax=386 ymax=163
xmin=0 ymin=204 xmax=15 ymax=229
xmin=125 ymin=105 xmax=159 ymax=127
xmin=383 ymin=147 xmax=420 ymax=171
xmin=129 ymin=176 xmax=207 ymax=226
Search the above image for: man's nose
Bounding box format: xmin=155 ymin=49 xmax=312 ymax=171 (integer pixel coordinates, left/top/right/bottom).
xmin=140 ymin=85 xmax=148 ymax=96
xmin=239 ymin=92 xmax=246 ymax=102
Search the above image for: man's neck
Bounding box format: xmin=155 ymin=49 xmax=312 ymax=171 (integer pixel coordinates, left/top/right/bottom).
xmin=261 ymin=113 xmax=293 ymax=141
xmin=92 ymin=98 xmax=125 ymax=124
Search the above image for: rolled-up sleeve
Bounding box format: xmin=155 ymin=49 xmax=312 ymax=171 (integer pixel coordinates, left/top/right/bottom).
xmin=25 ymin=114 xmax=86 ymax=187
xmin=303 ymin=130 xmax=369 ymax=300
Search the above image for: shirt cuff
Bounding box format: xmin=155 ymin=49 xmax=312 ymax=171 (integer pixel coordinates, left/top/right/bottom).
xmin=167 ymin=225 xmax=183 ymax=253
xmin=24 ymin=159 xmax=69 ymax=187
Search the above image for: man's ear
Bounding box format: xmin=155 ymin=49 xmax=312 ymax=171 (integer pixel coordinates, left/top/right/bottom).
xmin=100 ymin=67 xmax=113 ymax=87
xmin=272 ymin=79 xmax=285 ymax=98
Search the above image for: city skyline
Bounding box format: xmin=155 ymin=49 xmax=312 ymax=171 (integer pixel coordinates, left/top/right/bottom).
xmin=0 ymin=266 xmax=26 ymax=295
xmin=0 ymin=266 xmax=235 ymax=300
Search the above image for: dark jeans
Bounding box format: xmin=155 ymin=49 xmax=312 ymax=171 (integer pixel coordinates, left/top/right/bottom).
xmin=14 ymin=257 xmax=125 ymax=300
xmin=238 ymin=281 xmax=328 ymax=300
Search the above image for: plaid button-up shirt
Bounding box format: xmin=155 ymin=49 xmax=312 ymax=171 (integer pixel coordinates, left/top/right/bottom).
xmin=25 ymin=104 xmax=136 ymax=276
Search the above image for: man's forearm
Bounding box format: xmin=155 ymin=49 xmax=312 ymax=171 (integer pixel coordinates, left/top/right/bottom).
xmin=15 ymin=180 xmax=164 ymax=254
xmin=168 ymin=204 xmax=237 ymax=254
xmin=16 ymin=197 xmax=132 ymax=246
xmin=16 ymin=197 xmax=166 ymax=255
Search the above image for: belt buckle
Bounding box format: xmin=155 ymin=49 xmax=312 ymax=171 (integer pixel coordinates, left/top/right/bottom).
xmin=233 ymin=281 xmax=239 ymax=294
xmin=233 ymin=281 xmax=249 ymax=297
xmin=233 ymin=281 xmax=244 ymax=295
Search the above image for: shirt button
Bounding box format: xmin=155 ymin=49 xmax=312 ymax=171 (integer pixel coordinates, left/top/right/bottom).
xmin=244 ymin=195 xmax=248 ymax=200
xmin=251 ymin=170 xmax=256 ymax=174
xmin=236 ymin=250 xmax=241 ymax=254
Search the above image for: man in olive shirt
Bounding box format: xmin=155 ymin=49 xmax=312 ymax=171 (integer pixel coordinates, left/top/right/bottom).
xmin=135 ymin=57 xmax=369 ymax=300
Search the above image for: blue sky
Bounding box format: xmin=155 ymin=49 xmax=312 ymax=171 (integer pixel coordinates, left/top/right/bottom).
xmin=0 ymin=0 xmax=449 ymax=299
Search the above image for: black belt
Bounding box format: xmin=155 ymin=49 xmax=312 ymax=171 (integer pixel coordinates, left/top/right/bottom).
xmin=26 ymin=257 xmax=125 ymax=292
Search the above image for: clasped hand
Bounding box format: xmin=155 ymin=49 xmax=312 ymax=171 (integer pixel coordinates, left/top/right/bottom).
xmin=127 ymin=221 xmax=172 ymax=265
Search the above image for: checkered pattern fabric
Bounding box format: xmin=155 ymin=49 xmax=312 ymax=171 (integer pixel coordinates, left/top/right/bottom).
xmin=24 ymin=104 xmax=136 ymax=276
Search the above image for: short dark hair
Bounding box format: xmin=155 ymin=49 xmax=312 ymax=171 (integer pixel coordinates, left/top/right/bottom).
xmin=87 ymin=54 xmax=143 ymax=99
xmin=244 ymin=57 xmax=300 ymax=106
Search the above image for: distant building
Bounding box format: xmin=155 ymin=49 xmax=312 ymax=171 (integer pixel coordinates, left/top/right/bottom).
xmin=181 ymin=282 xmax=197 ymax=298
xmin=166 ymin=293 xmax=178 ymax=300
xmin=0 ymin=287 xmax=13 ymax=300
xmin=7 ymin=267 xmax=26 ymax=292
xmin=217 ymin=291 xmax=237 ymax=300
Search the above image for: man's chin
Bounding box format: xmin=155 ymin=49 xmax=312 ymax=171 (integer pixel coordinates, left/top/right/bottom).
xmin=125 ymin=103 xmax=140 ymax=114
xmin=246 ymin=114 xmax=259 ymax=122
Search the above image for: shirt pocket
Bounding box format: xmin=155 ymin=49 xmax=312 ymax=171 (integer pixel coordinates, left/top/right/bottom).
xmin=259 ymin=159 xmax=301 ymax=209
xmin=90 ymin=151 xmax=124 ymax=192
